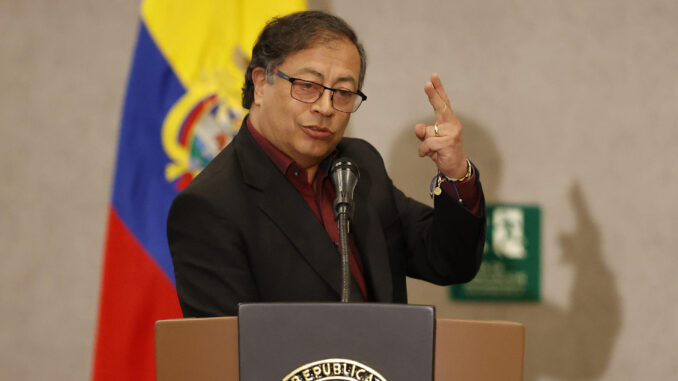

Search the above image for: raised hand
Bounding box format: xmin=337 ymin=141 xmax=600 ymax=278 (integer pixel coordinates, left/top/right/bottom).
xmin=414 ymin=73 xmax=468 ymax=179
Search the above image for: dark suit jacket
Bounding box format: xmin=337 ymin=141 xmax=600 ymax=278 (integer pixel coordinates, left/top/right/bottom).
xmin=167 ymin=123 xmax=485 ymax=317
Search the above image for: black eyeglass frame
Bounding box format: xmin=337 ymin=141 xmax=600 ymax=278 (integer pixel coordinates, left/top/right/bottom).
xmin=273 ymin=68 xmax=367 ymax=113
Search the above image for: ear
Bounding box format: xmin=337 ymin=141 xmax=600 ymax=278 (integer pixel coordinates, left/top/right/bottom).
xmin=251 ymin=67 xmax=267 ymax=106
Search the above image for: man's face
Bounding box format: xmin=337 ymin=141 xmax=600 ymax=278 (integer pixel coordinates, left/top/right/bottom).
xmin=251 ymin=38 xmax=362 ymax=169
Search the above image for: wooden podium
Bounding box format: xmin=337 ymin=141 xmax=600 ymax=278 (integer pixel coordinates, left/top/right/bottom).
xmin=156 ymin=304 xmax=524 ymax=381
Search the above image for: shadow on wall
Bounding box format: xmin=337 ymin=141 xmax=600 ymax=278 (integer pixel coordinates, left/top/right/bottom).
xmin=388 ymin=115 xmax=622 ymax=380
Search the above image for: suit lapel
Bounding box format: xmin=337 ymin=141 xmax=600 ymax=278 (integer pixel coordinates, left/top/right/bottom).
xmin=349 ymin=157 xmax=394 ymax=302
xmin=258 ymin=182 xmax=344 ymax=296
xmin=234 ymin=125 xmax=343 ymax=297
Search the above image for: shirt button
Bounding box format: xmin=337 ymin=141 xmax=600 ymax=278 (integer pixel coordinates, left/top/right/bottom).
xmin=293 ymin=171 xmax=299 ymax=176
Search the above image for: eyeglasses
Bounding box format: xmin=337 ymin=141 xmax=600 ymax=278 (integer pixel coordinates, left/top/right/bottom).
xmin=274 ymin=69 xmax=367 ymax=113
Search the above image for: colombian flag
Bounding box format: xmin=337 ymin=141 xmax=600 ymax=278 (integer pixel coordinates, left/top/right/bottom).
xmin=92 ymin=1 xmax=306 ymax=379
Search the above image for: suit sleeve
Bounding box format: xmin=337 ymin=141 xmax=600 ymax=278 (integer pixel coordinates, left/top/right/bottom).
xmin=351 ymin=139 xmax=486 ymax=286
xmin=167 ymin=191 xmax=259 ymax=317
xmin=394 ymin=181 xmax=486 ymax=285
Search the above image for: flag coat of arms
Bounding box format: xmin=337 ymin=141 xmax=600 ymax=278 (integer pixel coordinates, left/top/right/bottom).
xmin=92 ymin=1 xmax=306 ymax=379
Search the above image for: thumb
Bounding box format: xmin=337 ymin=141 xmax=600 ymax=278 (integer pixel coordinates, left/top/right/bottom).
xmin=414 ymin=123 xmax=427 ymax=141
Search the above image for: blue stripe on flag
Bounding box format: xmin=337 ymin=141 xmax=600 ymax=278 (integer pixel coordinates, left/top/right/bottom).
xmin=112 ymin=21 xmax=186 ymax=284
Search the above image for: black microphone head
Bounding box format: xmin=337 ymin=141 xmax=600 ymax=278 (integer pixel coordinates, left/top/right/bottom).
xmin=330 ymin=157 xmax=360 ymax=220
xmin=330 ymin=157 xmax=360 ymax=178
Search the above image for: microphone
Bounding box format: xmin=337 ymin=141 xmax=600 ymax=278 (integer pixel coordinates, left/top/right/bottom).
xmin=330 ymin=157 xmax=360 ymax=303
xmin=330 ymin=158 xmax=360 ymax=221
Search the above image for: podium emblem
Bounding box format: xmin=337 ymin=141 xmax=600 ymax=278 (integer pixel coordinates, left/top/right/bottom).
xmin=282 ymin=358 xmax=388 ymax=381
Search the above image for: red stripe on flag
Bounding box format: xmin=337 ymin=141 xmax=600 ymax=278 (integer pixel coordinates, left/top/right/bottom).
xmin=92 ymin=208 xmax=182 ymax=381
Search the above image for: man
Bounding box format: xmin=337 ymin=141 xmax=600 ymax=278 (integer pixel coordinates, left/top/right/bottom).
xmin=167 ymin=11 xmax=485 ymax=317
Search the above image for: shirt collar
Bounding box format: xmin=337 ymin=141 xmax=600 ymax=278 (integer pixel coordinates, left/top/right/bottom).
xmin=247 ymin=116 xmax=294 ymax=174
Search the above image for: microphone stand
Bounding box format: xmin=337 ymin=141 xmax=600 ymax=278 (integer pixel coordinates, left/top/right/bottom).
xmin=330 ymin=158 xmax=359 ymax=303
xmin=337 ymin=210 xmax=351 ymax=303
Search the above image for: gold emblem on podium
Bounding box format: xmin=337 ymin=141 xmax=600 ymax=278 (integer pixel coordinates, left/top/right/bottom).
xmin=282 ymin=358 xmax=388 ymax=381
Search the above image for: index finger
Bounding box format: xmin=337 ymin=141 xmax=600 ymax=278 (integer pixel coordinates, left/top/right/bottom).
xmin=431 ymin=73 xmax=451 ymax=107
xmin=424 ymin=73 xmax=455 ymax=122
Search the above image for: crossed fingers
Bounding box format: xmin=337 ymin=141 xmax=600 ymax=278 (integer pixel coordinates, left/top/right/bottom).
xmin=414 ymin=73 xmax=467 ymax=179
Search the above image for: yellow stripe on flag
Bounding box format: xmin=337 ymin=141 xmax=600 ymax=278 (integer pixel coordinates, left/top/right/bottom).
xmin=140 ymin=0 xmax=305 ymax=183
xmin=141 ymin=0 xmax=307 ymax=92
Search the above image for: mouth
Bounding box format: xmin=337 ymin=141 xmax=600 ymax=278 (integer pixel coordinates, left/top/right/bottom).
xmin=302 ymin=125 xmax=333 ymax=139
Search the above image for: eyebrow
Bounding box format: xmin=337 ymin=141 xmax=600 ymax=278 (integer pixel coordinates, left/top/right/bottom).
xmin=293 ymin=67 xmax=357 ymax=88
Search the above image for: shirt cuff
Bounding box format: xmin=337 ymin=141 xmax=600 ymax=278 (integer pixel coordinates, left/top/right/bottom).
xmin=440 ymin=163 xmax=482 ymax=216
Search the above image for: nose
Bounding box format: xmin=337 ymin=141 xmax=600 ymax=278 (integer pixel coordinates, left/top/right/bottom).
xmin=311 ymin=89 xmax=335 ymax=116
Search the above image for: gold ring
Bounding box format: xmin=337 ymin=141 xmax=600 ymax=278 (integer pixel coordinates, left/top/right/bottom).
xmin=434 ymin=123 xmax=440 ymax=137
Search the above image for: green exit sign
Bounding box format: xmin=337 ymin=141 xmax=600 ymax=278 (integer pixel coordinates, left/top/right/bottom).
xmin=452 ymin=204 xmax=541 ymax=302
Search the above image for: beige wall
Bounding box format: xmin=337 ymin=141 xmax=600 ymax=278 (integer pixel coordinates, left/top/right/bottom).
xmin=2 ymin=0 xmax=677 ymax=380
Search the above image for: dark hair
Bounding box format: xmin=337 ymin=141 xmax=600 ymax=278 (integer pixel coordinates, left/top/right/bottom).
xmin=241 ymin=10 xmax=367 ymax=109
